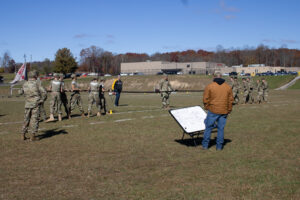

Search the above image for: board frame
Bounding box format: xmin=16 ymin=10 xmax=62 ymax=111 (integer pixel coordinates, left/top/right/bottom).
xmin=169 ymin=106 xmax=207 ymax=146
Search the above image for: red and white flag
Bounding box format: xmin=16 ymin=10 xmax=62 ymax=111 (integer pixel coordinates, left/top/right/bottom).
xmin=10 ymin=63 xmax=27 ymax=84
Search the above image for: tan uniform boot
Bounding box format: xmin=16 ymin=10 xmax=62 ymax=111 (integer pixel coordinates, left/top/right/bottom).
xmin=81 ymin=113 xmax=85 ymax=117
xmin=21 ymin=133 xmax=26 ymax=140
xmin=45 ymin=114 xmax=55 ymax=122
xmin=58 ymin=114 xmax=62 ymax=121
xmin=87 ymin=112 xmax=91 ymax=118
xmin=97 ymin=112 xmax=101 ymax=117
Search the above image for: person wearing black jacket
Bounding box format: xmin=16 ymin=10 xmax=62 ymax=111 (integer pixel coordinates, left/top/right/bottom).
xmin=113 ymin=75 xmax=123 ymax=106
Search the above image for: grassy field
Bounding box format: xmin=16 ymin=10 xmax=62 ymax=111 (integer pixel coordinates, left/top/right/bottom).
xmin=289 ymin=79 xmax=300 ymax=89
xmin=0 ymin=86 xmax=299 ymax=199
xmin=0 ymin=73 xmax=297 ymax=95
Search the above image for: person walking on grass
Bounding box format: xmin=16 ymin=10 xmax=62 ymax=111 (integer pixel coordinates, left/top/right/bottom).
xmin=159 ymin=74 xmax=174 ymax=109
xmin=202 ymin=71 xmax=234 ymax=151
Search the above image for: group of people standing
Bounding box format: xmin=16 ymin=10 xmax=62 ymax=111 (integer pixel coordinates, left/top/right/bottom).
xmin=19 ymin=71 xmax=123 ymax=141
xmin=230 ymin=76 xmax=269 ymax=105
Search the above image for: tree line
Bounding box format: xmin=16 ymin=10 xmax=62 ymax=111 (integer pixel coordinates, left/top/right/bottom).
xmin=1 ymin=44 xmax=300 ymax=75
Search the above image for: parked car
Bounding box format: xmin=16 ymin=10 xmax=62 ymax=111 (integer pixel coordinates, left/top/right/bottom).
xmin=240 ymin=73 xmax=246 ymax=76
xmin=222 ymin=73 xmax=229 ymax=76
xmin=120 ymin=73 xmax=128 ymax=76
xmin=245 ymin=73 xmax=251 ymax=76
xmin=229 ymin=72 xmax=238 ymax=76
xmin=255 ymin=73 xmax=262 ymax=76
xmin=88 ymin=72 xmax=98 ymax=76
xmin=0 ymin=75 xmax=4 ymax=83
xmin=104 ymin=74 xmax=112 ymax=77
xmin=177 ymin=71 xmax=183 ymax=75
xmin=40 ymin=76 xmax=52 ymax=80
xmin=156 ymin=71 xmax=163 ymax=75
xmin=288 ymin=71 xmax=298 ymax=75
xmin=133 ymin=72 xmax=144 ymax=75
xmin=81 ymin=73 xmax=88 ymax=77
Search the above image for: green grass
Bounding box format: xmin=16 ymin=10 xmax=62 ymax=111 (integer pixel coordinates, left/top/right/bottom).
xmin=288 ymin=78 xmax=300 ymax=89
xmin=1 ymin=73 xmax=297 ymax=94
xmin=0 ymin=88 xmax=299 ymax=199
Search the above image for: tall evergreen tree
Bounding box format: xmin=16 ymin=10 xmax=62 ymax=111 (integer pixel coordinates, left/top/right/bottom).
xmin=54 ymin=48 xmax=77 ymax=74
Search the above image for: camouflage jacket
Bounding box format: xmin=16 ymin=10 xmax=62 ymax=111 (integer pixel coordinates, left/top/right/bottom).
xmin=242 ymin=82 xmax=249 ymax=92
xmin=232 ymin=80 xmax=240 ymax=92
xmin=159 ymin=79 xmax=173 ymax=92
xmin=19 ymin=80 xmax=44 ymax=108
xmin=256 ymin=82 xmax=264 ymax=93
xmin=262 ymin=82 xmax=268 ymax=91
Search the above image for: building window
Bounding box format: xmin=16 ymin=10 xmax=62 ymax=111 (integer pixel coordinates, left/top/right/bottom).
xmin=187 ymin=64 xmax=190 ymax=68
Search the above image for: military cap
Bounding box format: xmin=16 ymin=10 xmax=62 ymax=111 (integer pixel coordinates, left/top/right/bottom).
xmin=214 ymin=71 xmax=222 ymax=76
xmin=53 ymin=73 xmax=59 ymax=77
xmin=71 ymin=74 xmax=76 ymax=78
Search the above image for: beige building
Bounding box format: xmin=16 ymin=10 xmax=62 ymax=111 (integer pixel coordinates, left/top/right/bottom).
xmin=121 ymin=61 xmax=226 ymax=75
xmin=228 ymin=66 xmax=300 ymax=74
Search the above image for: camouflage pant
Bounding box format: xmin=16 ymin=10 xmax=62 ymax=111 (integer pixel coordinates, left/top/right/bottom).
xmin=50 ymin=92 xmax=62 ymax=115
xmin=161 ymin=92 xmax=170 ymax=107
xmin=263 ymin=90 xmax=268 ymax=102
xmin=39 ymin=101 xmax=47 ymax=120
xmin=232 ymin=90 xmax=239 ymax=104
xmin=69 ymin=93 xmax=84 ymax=113
xmin=243 ymin=91 xmax=249 ymax=104
xmin=22 ymin=106 xmax=39 ymax=136
xmin=248 ymin=91 xmax=255 ymax=104
xmin=88 ymin=92 xmax=100 ymax=112
xmin=99 ymin=96 xmax=107 ymax=114
xmin=257 ymin=92 xmax=263 ymax=103
xmin=58 ymin=92 xmax=69 ymax=115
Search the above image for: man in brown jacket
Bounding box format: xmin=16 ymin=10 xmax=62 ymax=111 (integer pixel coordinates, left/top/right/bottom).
xmin=202 ymin=72 xmax=234 ymax=150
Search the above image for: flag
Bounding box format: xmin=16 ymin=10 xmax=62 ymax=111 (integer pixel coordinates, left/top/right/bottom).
xmin=10 ymin=63 xmax=27 ymax=84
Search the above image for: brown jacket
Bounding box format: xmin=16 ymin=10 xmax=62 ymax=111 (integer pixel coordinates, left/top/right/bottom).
xmin=203 ymin=78 xmax=234 ymax=114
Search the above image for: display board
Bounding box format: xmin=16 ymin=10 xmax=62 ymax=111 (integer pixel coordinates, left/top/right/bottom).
xmin=169 ymin=106 xmax=207 ymax=134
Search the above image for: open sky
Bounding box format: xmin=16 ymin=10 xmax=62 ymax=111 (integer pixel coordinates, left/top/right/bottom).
xmin=0 ymin=0 xmax=299 ymax=62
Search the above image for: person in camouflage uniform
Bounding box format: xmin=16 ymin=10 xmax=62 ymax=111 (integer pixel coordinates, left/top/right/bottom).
xmin=99 ymin=78 xmax=107 ymax=115
xmin=247 ymin=77 xmax=255 ymax=104
xmin=36 ymin=72 xmax=47 ymax=121
xmin=19 ymin=70 xmax=45 ymax=141
xmin=262 ymin=78 xmax=269 ymax=102
xmin=58 ymin=74 xmax=69 ymax=118
xmin=69 ymin=74 xmax=85 ymax=118
xmin=46 ymin=73 xmax=62 ymax=122
xmin=87 ymin=78 xmax=101 ymax=117
xmin=255 ymin=79 xmax=264 ymax=104
xmin=230 ymin=76 xmax=240 ymax=105
xmin=241 ymin=78 xmax=249 ymax=104
xmin=159 ymin=74 xmax=174 ymax=109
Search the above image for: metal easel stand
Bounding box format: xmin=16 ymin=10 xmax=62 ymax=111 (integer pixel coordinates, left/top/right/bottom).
xmin=181 ymin=130 xmax=204 ymax=146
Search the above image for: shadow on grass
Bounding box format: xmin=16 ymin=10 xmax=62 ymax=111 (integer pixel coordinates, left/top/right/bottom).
xmin=118 ymin=104 xmax=129 ymax=107
xmin=0 ymin=114 xmax=5 ymax=117
xmin=175 ymin=137 xmax=232 ymax=148
xmin=38 ymin=128 xmax=68 ymax=140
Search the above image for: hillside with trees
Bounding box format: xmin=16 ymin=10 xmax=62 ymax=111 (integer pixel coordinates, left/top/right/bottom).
xmin=1 ymin=45 xmax=300 ymax=75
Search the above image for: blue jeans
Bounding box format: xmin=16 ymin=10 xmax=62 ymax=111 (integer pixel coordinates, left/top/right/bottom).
xmin=202 ymin=111 xmax=228 ymax=150
xmin=115 ymin=92 xmax=121 ymax=106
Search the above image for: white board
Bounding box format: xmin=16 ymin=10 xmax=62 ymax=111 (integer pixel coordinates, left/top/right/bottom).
xmin=169 ymin=106 xmax=207 ymax=133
